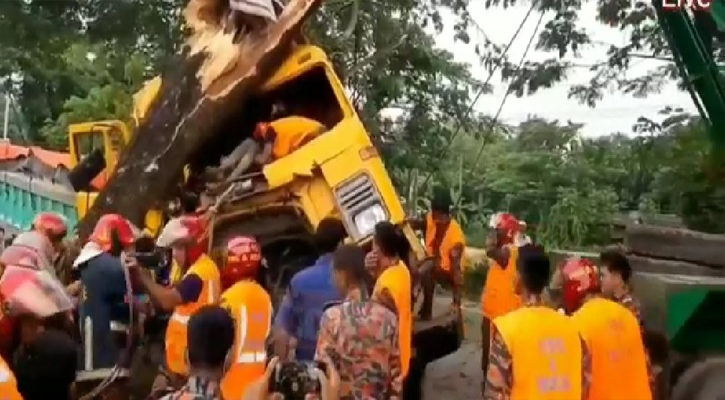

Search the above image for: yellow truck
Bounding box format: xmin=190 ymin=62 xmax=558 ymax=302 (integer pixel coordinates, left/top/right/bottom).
xmin=66 ymin=44 xmax=462 ymax=365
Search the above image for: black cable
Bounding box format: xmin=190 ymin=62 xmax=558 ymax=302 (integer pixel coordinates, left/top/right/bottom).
xmin=418 ymin=1 xmax=540 ymax=190
xmin=453 ymin=10 xmax=547 ymax=210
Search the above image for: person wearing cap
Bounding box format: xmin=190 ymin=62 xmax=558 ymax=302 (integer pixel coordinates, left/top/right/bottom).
xmin=561 ymin=257 xmax=652 ymax=400
xmin=126 ymin=215 xmax=221 ymax=396
xmin=218 ymin=235 xmax=273 ymax=400
xmin=479 ymin=212 xmax=524 ymax=377
xmin=72 ymin=214 xmax=138 ymax=393
xmin=407 ymin=187 xmax=467 ymax=320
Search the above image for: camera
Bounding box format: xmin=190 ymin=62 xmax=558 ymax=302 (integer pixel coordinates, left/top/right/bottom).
xmin=268 ymin=360 xmax=327 ymax=400
xmin=131 ymin=236 xmax=172 ymax=271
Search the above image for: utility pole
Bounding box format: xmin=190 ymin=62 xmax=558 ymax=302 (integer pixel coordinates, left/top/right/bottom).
xmin=2 ymin=93 xmax=9 ymax=140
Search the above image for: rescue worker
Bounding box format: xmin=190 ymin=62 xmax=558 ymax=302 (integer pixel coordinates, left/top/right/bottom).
xmin=483 ymin=244 xmax=592 ymax=400
xmin=599 ymin=249 xmax=643 ymax=326
xmin=219 ymin=236 xmax=273 ymax=400
xmin=155 ymin=305 xmax=235 ymax=400
xmin=561 ymin=257 xmax=652 ymax=400
xmin=205 ymin=104 xmax=327 ymax=192
xmin=371 ymin=222 xmax=412 ymax=382
xmin=73 ymin=214 xmax=137 ymax=395
xmin=316 ymin=244 xmax=402 ymax=399
xmin=126 ymin=215 xmax=221 ymax=396
xmin=479 ymin=212 xmax=523 ymax=376
xmin=32 ymin=212 xmax=68 ymax=254
xmin=0 ymin=347 xmax=22 ymax=400
xmin=408 ymin=188 xmax=467 ymax=320
xmin=273 ymin=217 xmax=346 ymax=361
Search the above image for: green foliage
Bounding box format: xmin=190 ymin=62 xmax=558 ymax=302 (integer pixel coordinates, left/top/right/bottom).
xmin=0 ymin=0 xmax=721 ymax=243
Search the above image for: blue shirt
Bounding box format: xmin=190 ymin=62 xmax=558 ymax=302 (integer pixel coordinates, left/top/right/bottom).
xmin=273 ymin=254 xmax=342 ymax=361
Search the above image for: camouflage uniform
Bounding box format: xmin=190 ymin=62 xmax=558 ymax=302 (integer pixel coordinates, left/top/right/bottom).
xmin=154 ymin=376 xmax=222 ymax=400
xmin=483 ymin=301 xmax=593 ymax=400
xmin=614 ymin=291 xmax=643 ymax=328
xmin=315 ymin=288 xmax=403 ymax=400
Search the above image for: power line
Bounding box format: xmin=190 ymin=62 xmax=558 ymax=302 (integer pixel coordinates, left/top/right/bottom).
xmin=454 ymin=10 xmax=547 ymax=210
xmin=418 ymin=0 xmax=540 ymax=190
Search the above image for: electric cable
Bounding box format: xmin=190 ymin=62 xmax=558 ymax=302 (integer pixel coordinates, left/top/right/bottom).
xmin=453 ymin=9 xmax=546 ymax=210
xmin=418 ymin=0 xmax=540 ymax=190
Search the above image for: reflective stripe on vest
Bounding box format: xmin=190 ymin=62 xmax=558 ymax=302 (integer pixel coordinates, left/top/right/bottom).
xmin=494 ymin=306 xmax=583 ymax=400
xmin=221 ymin=280 xmax=273 ymax=400
xmin=481 ymin=245 xmax=522 ymax=319
xmin=572 ymin=298 xmax=652 ymax=400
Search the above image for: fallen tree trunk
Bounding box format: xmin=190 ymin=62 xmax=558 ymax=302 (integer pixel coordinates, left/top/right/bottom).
xmin=627 ymin=254 xmax=724 ymax=277
xmin=76 ymin=0 xmax=323 ymax=239
xmin=625 ymin=224 xmax=725 ymax=269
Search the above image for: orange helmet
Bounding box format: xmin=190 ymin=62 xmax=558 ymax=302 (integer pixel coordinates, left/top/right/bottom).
xmin=221 ymin=236 xmax=262 ymax=290
xmin=561 ymin=257 xmax=601 ymax=314
xmin=90 ymin=214 xmax=136 ymax=253
xmin=33 ymin=212 xmax=68 ymax=243
xmin=156 ymin=216 xmax=208 ymax=264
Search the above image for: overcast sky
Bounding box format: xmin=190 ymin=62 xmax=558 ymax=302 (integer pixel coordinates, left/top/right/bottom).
xmin=434 ymin=1 xmax=696 ymax=137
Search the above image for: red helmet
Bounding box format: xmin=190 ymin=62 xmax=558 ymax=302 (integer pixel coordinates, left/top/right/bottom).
xmin=33 ymin=212 xmax=68 ymax=243
xmin=156 ymin=216 xmax=208 ymax=265
xmin=221 ymin=236 xmax=262 ymax=290
xmin=90 ymin=214 xmax=136 ymax=252
xmin=561 ymin=257 xmax=601 ymax=313
xmin=490 ymin=212 xmax=519 ymax=244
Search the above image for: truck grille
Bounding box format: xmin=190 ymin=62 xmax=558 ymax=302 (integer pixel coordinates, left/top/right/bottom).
xmin=334 ymin=173 xmax=384 ymax=237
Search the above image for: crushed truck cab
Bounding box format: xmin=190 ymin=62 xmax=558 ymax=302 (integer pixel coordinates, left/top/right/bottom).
xmin=67 ymin=44 xmax=462 ymax=364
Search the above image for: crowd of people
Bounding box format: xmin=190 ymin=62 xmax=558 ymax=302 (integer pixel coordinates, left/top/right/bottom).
xmin=0 ymin=187 xmax=656 ymax=400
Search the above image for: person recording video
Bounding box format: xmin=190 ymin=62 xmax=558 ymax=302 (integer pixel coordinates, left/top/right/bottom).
xmin=124 ymin=216 xmax=221 ymax=397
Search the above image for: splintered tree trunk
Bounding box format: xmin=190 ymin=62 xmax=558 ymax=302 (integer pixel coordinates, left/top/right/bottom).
xmin=76 ymin=0 xmax=324 ymax=239
xmin=625 ymin=224 xmax=725 ymax=269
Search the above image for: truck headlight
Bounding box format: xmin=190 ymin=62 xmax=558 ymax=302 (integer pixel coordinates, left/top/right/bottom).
xmin=353 ymin=203 xmax=386 ymax=238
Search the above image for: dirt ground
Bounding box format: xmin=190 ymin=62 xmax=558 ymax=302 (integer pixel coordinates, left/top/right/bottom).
xmin=422 ymin=297 xmax=484 ymax=399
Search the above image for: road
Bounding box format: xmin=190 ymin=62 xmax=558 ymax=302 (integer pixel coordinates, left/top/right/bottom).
xmin=422 ymin=297 xmax=484 ymax=399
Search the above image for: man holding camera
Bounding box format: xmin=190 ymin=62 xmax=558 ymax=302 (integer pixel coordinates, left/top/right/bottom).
xmin=125 ymin=215 xmax=221 ymax=398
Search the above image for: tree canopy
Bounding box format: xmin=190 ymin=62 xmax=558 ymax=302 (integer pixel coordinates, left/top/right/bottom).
xmin=0 ymin=0 xmax=722 ymax=247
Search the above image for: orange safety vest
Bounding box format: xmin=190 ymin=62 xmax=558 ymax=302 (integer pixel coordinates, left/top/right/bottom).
xmin=424 ymin=213 xmax=467 ymax=272
xmin=373 ymin=261 xmax=412 ymax=377
xmin=481 ymin=245 xmax=522 ymax=319
xmin=0 ymin=355 xmax=22 ymax=400
xmin=571 ymin=297 xmax=652 ymax=400
xmin=255 ymin=116 xmax=326 ymax=159
xmin=221 ymin=280 xmax=273 ymax=400
xmin=165 ymin=254 xmax=221 ymax=375
xmin=494 ymin=306 xmax=583 ymax=400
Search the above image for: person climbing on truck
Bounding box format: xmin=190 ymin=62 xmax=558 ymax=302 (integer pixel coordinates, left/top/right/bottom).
xmin=126 ymin=215 xmax=221 ymax=398
xmin=407 ymin=187 xmax=466 ymax=321
xmin=599 ymin=249 xmax=643 ymax=327
xmin=204 ymin=100 xmax=327 ymax=194
xmin=483 ymin=244 xmax=592 ymax=400
xmin=561 ymin=257 xmax=653 ymax=400
xmin=479 ymin=212 xmax=522 ymax=376
xmin=218 ymin=235 xmax=273 ymax=400
xmin=272 ymin=217 xmax=346 ymax=362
